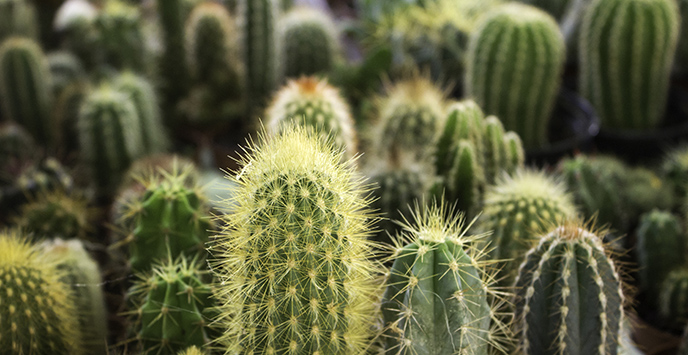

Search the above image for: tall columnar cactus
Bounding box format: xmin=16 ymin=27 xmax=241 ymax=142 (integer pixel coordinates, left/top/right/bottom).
xmin=47 ymin=51 xmax=85 ymax=97
xmin=514 ymin=224 xmax=625 ymax=355
xmin=0 ymin=37 xmax=55 ymax=146
xmin=637 ymin=210 xmax=685 ymax=299
xmin=466 ymin=3 xmax=565 ymax=148
xmin=0 ymin=231 xmax=84 ymax=354
xmin=129 ymin=256 xmax=213 ymax=355
xmin=382 ymin=202 xmax=503 ymax=354
xmin=0 ymin=0 xmax=38 ymax=43
xmin=266 ymin=77 xmax=357 ymax=159
xmin=662 ymin=145 xmax=688 ymax=209
xmin=280 ymin=7 xmax=339 ymax=79
xmin=14 ymin=190 xmax=91 ymax=240
xmin=480 ymin=170 xmax=578 ymax=285
xmin=212 ymin=127 xmax=383 ymax=354
xmin=434 ymin=100 xmax=485 ymax=178
xmin=40 ymin=238 xmax=108 ymax=355
xmin=659 ymin=268 xmax=688 ymax=328
xmin=238 ymin=0 xmax=278 ymax=118
xmin=94 ymin=0 xmax=147 ymax=71
xmin=156 ymin=0 xmax=191 ymax=119
xmin=579 ymin=0 xmax=679 ymax=130
xmin=54 ymin=80 xmax=89 ymax=154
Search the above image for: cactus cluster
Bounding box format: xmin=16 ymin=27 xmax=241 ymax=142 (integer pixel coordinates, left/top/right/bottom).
xmin=279 ymin=7 xmax=339 ymax=79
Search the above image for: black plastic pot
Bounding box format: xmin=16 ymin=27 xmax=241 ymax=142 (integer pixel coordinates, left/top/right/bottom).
xmin=526 ymin=88 xmax=600 ymax=166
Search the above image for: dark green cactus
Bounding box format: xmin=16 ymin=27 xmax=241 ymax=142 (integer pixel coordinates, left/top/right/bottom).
xmin=382 ymin=202 xmax=502 ymax=354
xmin=0 ymin=37 xmax=55 ymax=146
xmin=662 ymin=145 xmax=688 ymax=209
xmin=156 ymin=0 xmax=192 ymax=121
xmin=514 ymin=224 xmax=625 ymax=355
xmin=280 ymin=7 xmax=339 ymax=79
xmin=434 ymin=100 xmax=485 ymax=178
xmin=47 ymin=51 xmax=85 ymax=97
xmin=0 ymin=121 xmax=37 ymax=180
xmin=637 ymin=210 xmax=685 ymax=300
xmin=14 ymin=190 xmax=91 ymax=240
xmin=129 ymin=256 xmax=213 ymax=355
xmin=466 ymin=3 xmax=565 ymax=148
xmin=579 ymin=0 xmax=679 ymax=130
xmin=94 ymin=0 xmax=146 ymax=72
xmin=659 ymin=268 xmax=688 ymax=329
xmin=211 ymin=127 xmax=384 ymax=353
xmin=624 ymin=167 xmax=674 ymax=221
xmin=0 ymin=0 xmax=38 ymax=43
xmin=54 ymin=80 xmax=89 ymax=154
xmin=675 ymin=0 xmax=688 ymax=74
xmin=517 ymin=0 xmax=571 ymax=20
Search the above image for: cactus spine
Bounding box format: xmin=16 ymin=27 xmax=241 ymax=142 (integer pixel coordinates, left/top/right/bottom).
xmin=466 ymin=3 xmax=565 ymax=148
xmin=0 ymin=231 xmax=84 ymax=354
xmin=659 ymin=268 xmax=688 ymax=328
xmin=0 ymin=37 xmax=55 ymax=146
xmin=212 ymin=127 xmax=383 ymax=354
xmin=280 ymin=7 xmax=339 ymax=79
xmin=579 ymin=0 xmax=679 ymax=130
xmin=662 ymin=145 xmax=688 ymax=209
xmin=266 ymin=77 xmax=357 ymax=159
xmin=514 ymin=224 xmax=625 ymax=354
xmin=637 ymin=210 xmax=685 ymax=299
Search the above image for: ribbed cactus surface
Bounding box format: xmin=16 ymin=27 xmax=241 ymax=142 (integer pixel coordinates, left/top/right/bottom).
xmin=637 ymin=210 xmax=685 ymax=299
xmin=212 ymin=127 xmax=382 ymax=354
xmin=466 ymin=3 xmax=565 ymax=148
xmin=156 ymin=0 xmax=191 ymax=119
xmin=280 ymin=7 xmax=339 ymax=78
xmin=0 ymin=0 xmax=38 ymax=43
xmin=659 ymin=268 xmax=688 ymax=328
xmin=579 ymin=0 xmax=679 ymax=130
xmin=514 ymin=225 xmax=625 ymax=355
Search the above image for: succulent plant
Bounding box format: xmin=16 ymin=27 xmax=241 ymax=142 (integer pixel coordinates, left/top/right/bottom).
xmin=155 ymin=0 xmax=191 ymax=119
xmin=0 ymin=0 xmax=38 ymax=43
xmin=280 ymin=7 xmax=339 ymax=79
xmin=47 ymin=50 xmax=85 ymax=97
xmin=94 ymin=0 xmax=146 ymax=71
xmin=675 ymin=0 xmax=688 ymax=75
xmin=0 ymin=121 xmax=37 ymax=179
xmin=624 ymin=166 xmax=674 ymax=222
xmin=662 ymin=145 xmax=688 ymax=209
xmin=659 ymin=268 xmax=688 ymax=329
xmin=517 ymin=0 xmax=571 ymax=20
xmin=514 ymin=224 xmax=625 ymax=355
xmin=579 ymin=0 xmax=679 ymax=130
xmin=0 ymin=230 xmax=84 ymax=354
xmin=178 ymin=346 xmax=207 ymax=355
xmin=637 ymin=210 xmax=685 ymax=300
xmin=211 ymin=127 xmax=384 ymax=354
xmin=466 ymin=3 xmax=565 ymax=148
xmin=54 ymin=80 xmax=89 ymax=154
xmin=266 ymin=77 xmax=357 ymax=159
xmin=14 ymin=190 xmax=91 ymax=240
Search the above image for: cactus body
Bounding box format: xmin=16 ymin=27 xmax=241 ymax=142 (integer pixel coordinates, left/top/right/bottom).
xmin=518 ymin=0 xmax=571 ymax=20
xmin=41 ymin=238 xmax=108 ymax=355
xmin=47 ymin=51 xmax=85 ymax=96
xmin=466 ymin=3 xmax=565 ymax=148
xmin=662 ymin=145 xmax=688 ymax=209
xmin=659 ymin=268 xmax=688 ymax=328
xmin=129 ymin=257 xmax=213 ymax=355
xmin=280 ymin=7 xmax=339 ymax=78
xmin=266 ymin=77 xmax=357 ymax=159
xmin=444 ymin=141 xmax=481 ymax=216
xmin=0 ymin=0 xmax=38 ymax=42
xmin=212 ymin=127 xmax=382 ymax=354
xmin=637 ymin=210 xmax=685 ymax=299
xmin=95 ymin=0 xmax=146 ymax=71
xmin=0 ymin=231 xmax=84 ymax=354
xmin=15 ymin=190 xmax=91 ymax=240
xmin=434 ymin=100 xmax=485 ymax=178
xmin=54 ymin=80 xmax=88 ymax=154
xmin=579 ymin=0 xmax=679 ymax=130
xmin=514 ymin=225 xmax=625 ymax=355
xmin=0 ymin=122 xmax=36 ymax=179
xmin=0 ymin=37 xmax=55 ymax=145
xmin=156 ymin=0 xmax=191 ymax=119
xmin=382 ymin=203 xmax=495 ymax=354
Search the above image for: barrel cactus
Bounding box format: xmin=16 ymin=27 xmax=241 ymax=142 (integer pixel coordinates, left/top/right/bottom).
xmin=14 ymin=190 xmax=91 ymax=240
xmin=0 ymin=121 xmax=37 ymax=179
xmin=637 ymin=210 xmax=685 ymax=300
xmin=659 ymin=268 xmax=688 ymax=329
xmin=0 ymin=0 xmax=38 ymax=43
xmin=212 ymin=127 xmax=384 ymax=354
xmin=280 ymin=7 xmax=339 ymax=79
xmin=466 ymin=3 xmax=565 ymax=148
xmin=579 ymin=0 xmax=679 ymax=130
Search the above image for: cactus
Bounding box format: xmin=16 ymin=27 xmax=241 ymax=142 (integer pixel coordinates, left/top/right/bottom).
xmin=178 ymin=346 xmax=207 ymax=355
xmin=238 ymin=0 xmax=278 ymax=118
xmin=0 ymin=0 xmax=38 ymax=43
xmin=266 ymin=77 xmax=357 ymax=159
xmin=579 ymin=0 xmax=679 ymax=130
xmin=381 ymin=202 xmax=505 ymax=354
xmin=78 ymin=84 xmax=144 ymax=194
xmin=112 ymin=72 xmax=169 ymax=154
xmin=0 ymin=230 xmax=84 ymax=354
xmin=211 ymin=127 xmax=383 ymax=354
xmin=659 ymin=268 xmax=688 ymax=329
xmin=466 ymin=3 xmax=565 ymax=148
xmin=129 ymin=256 xmax=213 ymax=355
xmin=480 ymin=169 xmax=578 ymax=285
xmin=156 ymin=0 xmax=192 ymax=120
xmin=280 ymin=7 xmax=339 ymax=79
xmin=54 ymin=80 xmax=89 ymax=154
xmin=0 ymin=37 xmax=55 ymax=146
xmin=624 ymin=167 xmax=674 ymax=221
xmin=513 ymin=224 xmax=625 ymax=355
xmin=0 ymin=121 xmax=37 ymax=180
xmin=662 ymin=145 xmax=688 ymax=209
xmin=47 ymin=51 xmax=85 ymax=96
xmin=14 ymin=190 xmax=91 ymax=240
xmin=94 ymin=0 xmax=146 ymax=71
xmin=434 ymin=100 xmax=485 ymax=178
xmin=675 ymin=0 xmax=688 ymax=74
xmin=40 ymin=238 xmax=108 ymax=355
xmin=637 ymin=210 xmax=685 ymax=300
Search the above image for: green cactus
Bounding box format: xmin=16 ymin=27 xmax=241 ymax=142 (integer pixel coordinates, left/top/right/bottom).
xmin=156 ymin=0 xmax=192 ymax=120
xmin=480 ymin=169 xmax=578 ymax=285
xmin=280 ymin=7 xmax=339 ymax=79
xmin=434 ymin=100 xmax=485 ymax=178
xmin=47 ymin=51 xmax=85 ymax=97
xmin=662 ymin=145 xmax=688 ymax=209
xmin=266 ymin=76 xmax=357 ymax=159
xmin=0 ymin=231 xmax=84 ymax=354
xmin=129 ymin=256 xmax=213 ymax=355
xmin=579 ymin=0 xmax=679 ymax=130
xmin=54 ymin=80 xmax=89 ymax=154
xmin=637 ymin=210 xmax=685 ymax=300
xmin=466 ymin=3 xmax=565 ymax=148
xmin=0 ymin=0 xmax=38 ymax=43
xmin=675 ymin=0 xmax=688 ymax=74
xmin=517 ymin=0 xmax=571 ymax=20
xmin=624 ymin=167 xmax=674 ymax=221
xmin=659 ymin=268 xmax=688 ymax=329
xmin=94 ymin=0 xmax=146 ymax=72
xmin=0 ymin=37 xmax=55 ymax=146
xmin=382 ymin=202 xmax=504 ymax=354
xmin=434 ymin=140 xmax=482 ymax=217
xmin=40 ymin=238 xmax=108 ymax=355
xmin=14 ymin=190 xmax=91 ymax=240
xmin=0 ymin=121 xmax=37 ymax=179
xmin=211 ymin=127 xmax=384 ymax=354
xmin=78 ymin=84 xmax=144 ymax=194
xmin=514 ymin=224 xmax=625 ymax=355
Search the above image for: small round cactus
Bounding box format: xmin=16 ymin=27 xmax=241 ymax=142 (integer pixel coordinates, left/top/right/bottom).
xmin=14 ymin=190 xmax=91 ymax=240
xmin=637 ymin=210 xmax=685 ymax=300
xmin=279 ymin=7 xmax=339 ymax=78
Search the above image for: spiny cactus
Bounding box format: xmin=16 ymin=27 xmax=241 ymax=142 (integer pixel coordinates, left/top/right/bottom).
xmin=514 ymin=224 xmax=625 ymax=355
xmin=156 ymin=0 xmax=191 ymax=121
xmin=637 ymin=210 xmax=685 ymax=300
xmin=266 ymin=76 xmax=357 ymax=159
xmin=579 ymin=0 xmax=679 ymax=130
xmin=54 ymin=80 xmax=89 ymax=154
xmin=0 ymin=231 xmax=84 ymax=354
xmin=212 ymin=127 xmax=384 ymax=354
xmin=466 ymin=3 xmax=565 ymax=148
xmin=662 ymin=145 xmax=688 ymax=209
xmin=659 ymin=268 xmax=688 ymax=329
xmin=382 ymin=202 xmax=507 ymax=354
xmin=280 ymin=7 xmax=339 ymax=79
xmin=0 ymin=37 xmax=55 ymax=146
xmin=0 ymin=0 xmax=38 ymax=43
xmin=480 ymin=169 xmax=578 ymax=285
xmin=434 ymin=100 xmax=485 ymax=178
xmin=129 ymin=256 xmax=213 ymax=355
xmin=14 ymin=190 xmax=91 ymax=240
xmin=95 ymin=0 xmax=146 ymax=71
xmin=40 ymin=238 xmax=108 ymax=355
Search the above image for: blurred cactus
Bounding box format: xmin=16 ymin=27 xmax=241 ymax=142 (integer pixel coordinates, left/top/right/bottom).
xmin=675 ymin=0 xmax=688 ymax=74
xmin=178 ymin=345 xmax=207 ymax=355
xmin=637 ymin=210 xmax=685 ymax=300
xmin=659 ymin=268 xmax=688 ymax=329
xmin=47 ymin=51 xmax=85 ymax=97
xmin=0 ymin=0 xmax=38 ymax=43
xmin=280 ymin=7 xmax=339 ymax=79
xmin=624 ymin=167 xmax=674 ymax=222
xmin=14 ymin=190 xmax=91 ymax=240
xmin=579 ymin=0 xmax=679 ymax=130
xmin=54 ymin=80 xmax=89 ymax=154
xmin=94 ymin=0 xmax=146 ymax=71
xmin=0 ymin=122 xmax=37 ymax=180
xmin=156 ymin=0 xmax=192 ymax=121
xmin=466 ymin=3 xmax=565 ymax=149
xmin=662 ymin=145 xmax=688 ymax=209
